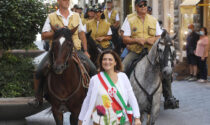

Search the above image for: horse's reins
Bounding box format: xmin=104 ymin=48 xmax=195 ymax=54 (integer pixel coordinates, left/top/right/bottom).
xmin=47 ymin=71 xmax=82 ymax=103
xmin=133 ymin=40 xmax=174 ymax=113
xmin=133 ymin=43 xmax=163 ymax=114
xmin=133 ymin=67 xmax=161 ymax=114
xmin=51 ymin=43 xmax=73 ymax=71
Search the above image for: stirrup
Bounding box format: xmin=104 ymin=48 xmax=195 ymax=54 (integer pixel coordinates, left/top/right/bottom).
xmin=28 ymin=98 xmax=43 ymax=108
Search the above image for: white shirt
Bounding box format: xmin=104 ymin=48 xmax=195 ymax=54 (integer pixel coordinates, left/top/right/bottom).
xmin=79 ymin=72 xmax=140 ymax=125
xmin=121 ymin=17 xmax=162 ymax=36
xmin=107 ymin=10 xmax=120 ymax=21
xmin=84 ymin=21 xmax=112 ymax=35
xmin=42 ymin=9 xmax=85 ymax=33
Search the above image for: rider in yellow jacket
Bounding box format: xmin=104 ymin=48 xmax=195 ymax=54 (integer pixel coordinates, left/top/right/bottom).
xmin=85 ymin=4 xmax=112 ymax=50
xmin=82 ymin=5 xmax=95 ymax=25
xmin=104 ymin=0 xmax=120 ymax=28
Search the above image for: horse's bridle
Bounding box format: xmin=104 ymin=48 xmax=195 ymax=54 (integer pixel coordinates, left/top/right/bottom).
xmin=49 ymin=41 xmax=83 ymax=108
xmin=51 ymin=39 xmax=74 ymax=72
xmin=146 ymin=39 xmax=175 ymax=70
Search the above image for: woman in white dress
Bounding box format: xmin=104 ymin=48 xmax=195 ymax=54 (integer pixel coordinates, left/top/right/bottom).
xmin=78 ymin=50 xmax=141 ymax=125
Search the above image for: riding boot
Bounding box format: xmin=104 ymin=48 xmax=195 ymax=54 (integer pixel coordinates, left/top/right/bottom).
xmin=162 ymin=77 xmax=179 ymax=109
xmin=28 ymin=77 xmax=44 ymax=107
xmin=28 ymin=53 xmax=50 ymax=107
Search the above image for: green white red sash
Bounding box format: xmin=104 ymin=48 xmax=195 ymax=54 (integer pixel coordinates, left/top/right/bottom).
xmin=97 ymin=72 xmax=133 ymax=125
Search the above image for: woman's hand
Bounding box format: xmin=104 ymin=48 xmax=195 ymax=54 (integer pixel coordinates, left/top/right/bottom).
xmin=78 ymin=120 xmax=82 ymax=125
xmin=134 ymin=118 xmax=142 ymax=125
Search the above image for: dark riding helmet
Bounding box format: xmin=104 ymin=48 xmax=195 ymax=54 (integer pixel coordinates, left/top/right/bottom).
xmin=93 ymin=4 xmax=103 ymax=12
xmin=73 ymin=4 xmax=79 ymax=9
xmin=87 ymin=5 xmax=94 ymax=12
xmin=77 ymin=5 xmax=83 ymax=10
xmin=93 ymin=4 xmax=105 ymax=19
xmin=135 ymin=0 xmax=147 ymax=5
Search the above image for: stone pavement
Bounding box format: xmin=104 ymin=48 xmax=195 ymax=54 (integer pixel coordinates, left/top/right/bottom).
xmin=25 ymin=80 xmax=210 ymax=125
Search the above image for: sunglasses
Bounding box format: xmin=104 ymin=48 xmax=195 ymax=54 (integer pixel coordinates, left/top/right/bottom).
xmin=138 ymin=3 xmax=147 ymax=8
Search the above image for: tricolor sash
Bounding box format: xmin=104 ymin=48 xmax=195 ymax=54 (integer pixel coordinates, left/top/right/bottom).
xmin=97 ymin=72 xmax=133 ymax=125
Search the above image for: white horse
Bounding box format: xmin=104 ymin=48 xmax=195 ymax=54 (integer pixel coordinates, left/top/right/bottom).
xmin=130 ymin=30 xmax=176 ymax=125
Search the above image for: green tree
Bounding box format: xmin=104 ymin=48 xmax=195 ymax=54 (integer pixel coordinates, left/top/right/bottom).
xmin=0 ymin=0 xmax=47 ymax=49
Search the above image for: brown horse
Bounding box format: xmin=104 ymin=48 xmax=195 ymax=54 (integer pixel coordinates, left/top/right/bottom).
xmin=44 ymin=27 xmax=87 ymax=125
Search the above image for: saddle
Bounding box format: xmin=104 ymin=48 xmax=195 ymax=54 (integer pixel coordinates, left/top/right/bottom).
xmin=126 ymin=48 xmax=148 ymax=77
xmin=35 ymin=52 xmax=90 ymax=88
xmin=72 ymin=52 xmax=90 ymax=88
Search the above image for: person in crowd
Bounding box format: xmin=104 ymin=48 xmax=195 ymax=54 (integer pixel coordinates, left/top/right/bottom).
xmin=75 ymin=5 xmax=84 ymax=18
xmin=186 ymin=24 xmax=200 ymax=81
xmin=195 ymin=27 xmax=209 ymax=83
xmin=83 ymin=5 xmax=95 ymax=25
xmin=71 ymin=4 xmax=78 ymax=12
xmin=147 ymin=6 xmax=152 ymax=15
xmin=85 ymin=4 xmax=112 ymax=50
xmin=78 ymin=50 xmax=141 ymax=125
xmin=29 ymin=0 xmax=97 ymax=107
xmin=104 ymin=0 xmax=120 ymax=28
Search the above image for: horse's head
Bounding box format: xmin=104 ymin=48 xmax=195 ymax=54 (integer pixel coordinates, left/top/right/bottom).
xmin=86 ymin=30 xmax=103 ymax=64
xmin=50 ymin=27 xmax=78 ymax=74
xmin=156 ymin=29 xmax=176 ymax=78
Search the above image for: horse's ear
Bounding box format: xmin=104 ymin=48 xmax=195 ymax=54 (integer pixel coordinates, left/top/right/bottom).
xmin=70 ymin=25 xmax=79 ymax=35
xmin=161 ymin=29 xmax=167 ymax=38
xmin=170 ymin=33 xmax=177 ymax=40
xmin=86 ymin=30 xmax=92 ymax=36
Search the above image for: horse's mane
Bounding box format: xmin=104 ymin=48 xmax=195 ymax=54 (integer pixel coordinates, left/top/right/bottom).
xmin=53 ymin=28 xmax=72 ymax=41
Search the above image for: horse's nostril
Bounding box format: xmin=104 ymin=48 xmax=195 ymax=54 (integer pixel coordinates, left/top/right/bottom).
xmin=61 ymin=65 xmax=65 ymax=69
xmin=163 ymin=71 xmax=167 ymax=75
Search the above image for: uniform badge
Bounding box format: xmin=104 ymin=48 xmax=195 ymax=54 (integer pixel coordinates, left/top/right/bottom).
xmin=133 ymin=27 xmax=137 ymax=32
xmin=55 ymin=24 xmax=60 ymax=29
xmin=108 ymin=87 xmax=117 ymax=97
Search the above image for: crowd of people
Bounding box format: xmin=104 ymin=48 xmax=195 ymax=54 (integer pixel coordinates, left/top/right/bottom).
xmin=28 ymin=0 xmax=209 ymax=124
xmin=186 ymin=24 xmax=209 ymax=83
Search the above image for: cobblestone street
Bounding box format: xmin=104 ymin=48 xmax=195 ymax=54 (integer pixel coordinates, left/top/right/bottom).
xmin=24 ymin=80 xmax=210 ymax=125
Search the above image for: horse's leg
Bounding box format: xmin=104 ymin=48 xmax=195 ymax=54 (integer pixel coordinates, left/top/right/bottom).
xmin=140 ymin=112 xmax=148 ymax=125
xmin=52 ymin=107 xmax=63 ymax=125
xmin=70 ymin=113 xmax=78 ymax=125
xmin=148 ymin=83 xmax=162 ymax=125
xmin=146 ymin=115 xmax=152 ymax=125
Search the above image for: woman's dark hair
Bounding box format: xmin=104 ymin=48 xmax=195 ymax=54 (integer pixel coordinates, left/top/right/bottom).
xmin=97 ymin=50 xmax=123 ymax=72
xmin=201 ymin=27 xmax=208 ymax=35
xmin=101 ymin=12 xmax=105 ymax=19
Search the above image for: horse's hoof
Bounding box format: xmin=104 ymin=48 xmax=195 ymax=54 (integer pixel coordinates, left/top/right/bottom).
xmin=164 ymin=98 xmax=179 ymax=109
